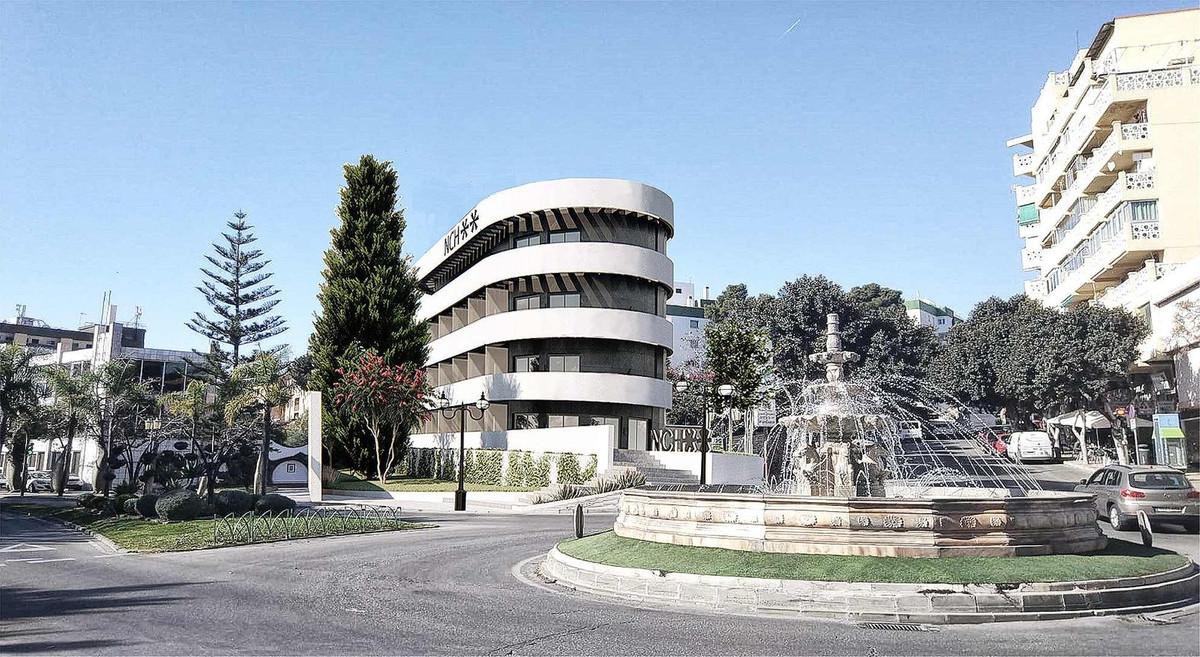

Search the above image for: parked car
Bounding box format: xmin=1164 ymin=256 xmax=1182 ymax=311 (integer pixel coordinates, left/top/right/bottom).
xmin=1006 ymin=431 xmax=1056 ymax=463
xmin=25 ymin=471 xmax=53 ymax=493
xmin=62 ymin=474 xmax=89 ymax=491
xmin=1075 ymin=464 xmax=1200 ymax=532
xmin=897 ymin=421 xmax=923 ymax=442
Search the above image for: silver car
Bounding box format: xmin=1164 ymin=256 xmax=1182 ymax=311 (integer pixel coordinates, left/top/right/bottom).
xmin=1075 ymin=464 xmax=1199 ymax=532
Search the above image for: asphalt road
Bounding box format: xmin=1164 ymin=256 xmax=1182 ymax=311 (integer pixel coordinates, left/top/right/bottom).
xmin=2 ymin=505 xmax=1198 ymax=656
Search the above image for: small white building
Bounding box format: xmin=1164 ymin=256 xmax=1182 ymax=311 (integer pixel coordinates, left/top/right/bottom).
xmin=905 ymin=298 xmax=962 ymax=335
xmin=666 ymin=281 xmax=712 ymax=368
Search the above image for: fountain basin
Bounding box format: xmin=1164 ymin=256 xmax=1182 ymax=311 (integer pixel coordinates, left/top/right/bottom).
xmin=615 ymin=488 xmax=1106 ymax=558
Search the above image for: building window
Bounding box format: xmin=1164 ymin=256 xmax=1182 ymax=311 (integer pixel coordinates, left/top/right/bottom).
xmin=628 ymin=418 xmax=649 ymax=450
xmin=548 ymin=355 xmax=580 ymax=372
xmin=548 ymin=293 xmax=581 ymax=308
xmin=675 ymin=288 xmax=682 ymax=293
xmin=548 ymin=414 xmax=579 ymax=428
xmin=548 ymin=230 xmax=580 ymax=243
xmin=588 ymin=416 xmax=620 ymax=429
xmin=515 ymin=234 xmax=542 ymax=248
xmin=513 ymin=295 xmax=542 ymax=311
xmin=689 ymin=320 xmax=699 ymax=329
xmin=513 ymin=413 xmax=540 ymax=429
xmin=286 ymin=463 xmax=297 ymax=474
xmin=513 ymin=355 xmax=540 ymax=372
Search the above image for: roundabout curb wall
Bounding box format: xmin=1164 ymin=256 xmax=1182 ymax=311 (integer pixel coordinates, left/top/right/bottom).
xmin=541 ymin=547 xmax=1200 ymax=624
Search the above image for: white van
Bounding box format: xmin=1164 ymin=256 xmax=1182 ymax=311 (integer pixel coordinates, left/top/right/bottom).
xmin=1007 ymin=431 xmax=1055 ymax=463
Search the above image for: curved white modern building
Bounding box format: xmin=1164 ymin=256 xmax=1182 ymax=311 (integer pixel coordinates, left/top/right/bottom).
xmin=415 ymin=178 xmax=675 ymax=450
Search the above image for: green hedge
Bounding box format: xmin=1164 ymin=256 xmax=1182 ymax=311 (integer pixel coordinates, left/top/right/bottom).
xmin=399 ymin=447 xmax=593 ymax=488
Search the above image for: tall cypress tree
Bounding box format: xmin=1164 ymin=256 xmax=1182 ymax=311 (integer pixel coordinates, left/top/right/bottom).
xmin=187 ymin=212 xmax=287 ymax=378
xmin=309 ymin=155 xmax=429 ymax=473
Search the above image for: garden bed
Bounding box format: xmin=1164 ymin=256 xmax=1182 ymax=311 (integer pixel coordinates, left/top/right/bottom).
xmin=2 ymin=501 xmax=429 ymax=553
xmin=557 ymin=531 xmax=1190 ymax=584
xmin=327 ymin=471 xmax=538 ymax=493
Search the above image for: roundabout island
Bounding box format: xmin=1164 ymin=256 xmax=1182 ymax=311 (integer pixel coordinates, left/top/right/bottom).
xmin=541 ymin=315 xmax=1200 ymax=623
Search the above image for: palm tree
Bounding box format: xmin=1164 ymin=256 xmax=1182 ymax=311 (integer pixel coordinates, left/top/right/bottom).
xmin=0 ymin=346 xmax=39 ymax=474
xmin=224 ymin=352 xmax=291 ymax=494
xmin=43 ymin=365 xmax=95 ymax=496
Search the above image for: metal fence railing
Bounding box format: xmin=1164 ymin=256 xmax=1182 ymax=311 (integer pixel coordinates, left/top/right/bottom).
xmin=212 ymin=505 xmax=406 ymax=546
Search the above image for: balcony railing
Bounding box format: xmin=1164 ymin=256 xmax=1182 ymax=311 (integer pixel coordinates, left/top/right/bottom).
xmin=1096 ymin=261 xmax=1182 ymax=309
xmin=1012 ymin=152 xmax=1035 ymax=176
xmin=1014 ymin=184 xmax=1037 ymax=206
xmin=1045 ymin=199 xmax=1160 ymax=295
xmin=1024 ymin=278 xmax=1047 ymax=299
xmin=1021 ymin=247 xmax=1042 ymax=271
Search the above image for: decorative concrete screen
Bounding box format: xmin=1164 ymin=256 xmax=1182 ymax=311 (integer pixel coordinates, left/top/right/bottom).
xmin=614 ymin=489 xmax=1106 ymax=558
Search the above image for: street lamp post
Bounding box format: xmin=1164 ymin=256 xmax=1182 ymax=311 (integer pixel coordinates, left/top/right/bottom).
xmin=436 ymin=392 xmax=490 ymax=511
xmin=674 ymin=380 xmax=735 ymax=486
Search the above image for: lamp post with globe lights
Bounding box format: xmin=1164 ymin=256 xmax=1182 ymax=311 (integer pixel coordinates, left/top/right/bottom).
xmin=672 ymin=380 xmax=735 ymax=486
xmin=435 ymin=391 xmax=490 ymax=511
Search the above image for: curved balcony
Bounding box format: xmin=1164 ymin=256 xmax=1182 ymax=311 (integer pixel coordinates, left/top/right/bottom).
xmin=416 ymin=178 xmax=674 ymax=280
xmin=434 ymin=371 xmax=672 ymax=409
xmin=426 ymin=307 xmax=673 ymax=364
xmin=417 ymin=242 xmax=673 ymax=320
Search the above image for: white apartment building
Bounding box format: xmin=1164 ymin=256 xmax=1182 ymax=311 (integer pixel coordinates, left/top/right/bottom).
xmin=1008 ymin=8 xmax=1200 ymax=471
xmin=904 ymin=298 xmax=962 ymax=336
xmin=666 ymin=281 xmax=712 ymax=367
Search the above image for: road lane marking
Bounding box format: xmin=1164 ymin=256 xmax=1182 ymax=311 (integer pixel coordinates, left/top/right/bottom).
xmin=0 ymin=543 xmax=55 ymax=552
xmin=24 ymin=558 xmax=75 ymax=564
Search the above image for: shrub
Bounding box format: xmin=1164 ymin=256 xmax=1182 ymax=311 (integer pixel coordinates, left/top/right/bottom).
xmin=123 ymin=497 xmax=139 ymax=515
xmin=135 ymin=494 xmax=159 ymax=518
xmin=594 ymin=469 xmax=646 ymax=493
xmin=555 ymin=453 xmax=582 ymax=486
xmin=530 ymin=454 xmax=553 ymax=488
xmin=113 ymin=482 xmax=138 ymax=496
xmin=114 ymin=494 xmax=137 ymax=515
xmin=581 ymin=455 xmax=598 ymax=483
xmin=320 ymin=466 xmax=340 ymax=486
xmin=254 ymin=493 xmax=296 ymax=515
xmin=196 ymin=500 xmax=216 ymax=518
xmin=155 ymin=488 xmax=202 ymax=522
xmin=215 ymin=489 xmax=255 ymax=515
xmin=503 ymin=451 xmax=527 ymax=487
xmin=468 ymin=450 xmax=503 ymax=486
xmin=77 ymin=493 xmax=100 ymax=509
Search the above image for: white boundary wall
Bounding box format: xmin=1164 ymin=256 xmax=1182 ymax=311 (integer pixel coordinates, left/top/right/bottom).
xmin=409 ymin=425 xmax=616 ymax=475
xmin=650 ymin=451 xmax=766 ymax=485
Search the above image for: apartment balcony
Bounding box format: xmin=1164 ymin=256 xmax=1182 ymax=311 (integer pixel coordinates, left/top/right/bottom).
xmin=1039 ymin=171 xmax=1155 ymax=272
xmin=1095 ymin=261 xmax=1183 ymax=311
xmin=1017 ymin=221 xmax=1042 ymax=240
xmin=1042 ymin=200 xmax=1162 ymax=308
xmin=1013 ymin=183 xmax=1037 ymax=207
xmin=1024 ymin=278 xmax=1047 ymax=300
xmin=1012 ymin=152 xmax=1035 ymax=177
xmin=1020 ymin=246 xmax=1042 ymax=272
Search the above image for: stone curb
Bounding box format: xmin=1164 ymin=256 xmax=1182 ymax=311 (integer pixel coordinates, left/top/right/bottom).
xmin=542 ymin=547 xmax=1200 ymax=624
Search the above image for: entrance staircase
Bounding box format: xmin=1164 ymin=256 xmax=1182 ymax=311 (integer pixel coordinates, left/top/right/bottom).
xmin=611 ymin=449 xmax=700 ymax=486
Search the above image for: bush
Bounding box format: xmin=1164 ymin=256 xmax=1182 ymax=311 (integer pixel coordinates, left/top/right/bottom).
xmin=77 ymin=493 xmax=98 ymax=509
xmin=503 ymin=451 xmax=527 ymax=487
xmin=555 ymin=453 xmax=582 ymax=486
xmin=581 ymin=455 xmax=598 ymax=483
xmin=155 ymin=488 xmax=202 ymax=522
xmin=254 ymin=493 xmax=296 ymax=515
xmin=530 ymin=454 xmax=553 ymax=488
xmin=196 ymin=500 xmax=216 ymax=518
xmin=215 ymin=489 xmax=255 ymax=515
xmin=467 ymin=450 xmax=503 ymax=486
xmin=320 ymin=466 xmax=340 ymax=486
xmin=594 ymin=469 xmax=646 ymax=493
xmin=123 ymin=497 xmax=139 ymax=515
xmin=113 ymin=482 xmax=138 ymax=496
xmin=114 ymin=494 xmax=137 ymax=515
xmin=135 ymin=494 xmax=159 ymax=518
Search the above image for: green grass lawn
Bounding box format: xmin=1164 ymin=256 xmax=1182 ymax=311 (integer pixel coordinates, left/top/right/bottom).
xmin=3 ymin=502 xmax=429 ymax=553
xmin=328 ymin=471 xmax=538 ymax=493
xmin=557 ymin=531 xmax=1190 ymax=584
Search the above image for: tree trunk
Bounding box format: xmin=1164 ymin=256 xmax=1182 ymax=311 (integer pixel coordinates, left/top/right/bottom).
xmin=56 ymin=413 xmax=77 ymax=496
xmin=255 ymin=404 xmax=271 ymax=495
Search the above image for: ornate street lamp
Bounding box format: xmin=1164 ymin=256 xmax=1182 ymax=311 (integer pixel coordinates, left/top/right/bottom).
xmin=673 ymin=379 xmax=734 ymax=486
xmin=435 ymin=391 xmax=490 ymax=511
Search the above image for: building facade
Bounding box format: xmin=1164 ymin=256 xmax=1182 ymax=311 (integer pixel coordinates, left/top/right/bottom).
xmin=904 ymin=298 xmax=962 ymax=336
xmin=666 ymin=281 xmax=712 ymax=367
xmin=414 ymin=178 xmax=675 ymax=450
xmin=1007 ymin=8 xmax=1200 ymax=471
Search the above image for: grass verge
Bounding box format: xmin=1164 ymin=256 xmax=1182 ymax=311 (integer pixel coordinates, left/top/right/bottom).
xmin=328 ymin=471 xmax=537 ymax=493
xmin=557 ymin=531 xmax=1190 ymax=584
xmin=2 ymin=502 xmax=429 ymax=553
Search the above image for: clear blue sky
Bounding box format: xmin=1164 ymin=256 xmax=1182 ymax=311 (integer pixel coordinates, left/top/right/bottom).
xmin=1 ymin=1 xmax=1186 ymax=352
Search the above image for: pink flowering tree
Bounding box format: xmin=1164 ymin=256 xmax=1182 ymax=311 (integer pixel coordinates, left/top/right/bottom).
xmin=332 ymin=350 xmax=431 ymax=486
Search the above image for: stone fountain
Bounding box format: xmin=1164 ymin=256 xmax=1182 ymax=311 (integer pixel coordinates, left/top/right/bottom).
xmin=611 ymin=313 xmax=1107 ymax=557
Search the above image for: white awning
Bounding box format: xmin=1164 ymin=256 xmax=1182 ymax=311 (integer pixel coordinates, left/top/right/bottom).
xmin=1046 ymin=410 xmax=1150 ymax=429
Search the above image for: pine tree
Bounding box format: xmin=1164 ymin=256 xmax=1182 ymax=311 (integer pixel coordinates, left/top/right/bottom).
xmin=187 ymin=212 xmax=287 ymax=377
xmin=309 ymin=155 xmax=429 ymax=474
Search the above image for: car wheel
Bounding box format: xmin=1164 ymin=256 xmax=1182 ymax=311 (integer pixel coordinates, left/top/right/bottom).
xmin=1183 ymin=517 xmax=1199 ymax=534
xmin=1109 ymin=505 xmax=1133 ymax=531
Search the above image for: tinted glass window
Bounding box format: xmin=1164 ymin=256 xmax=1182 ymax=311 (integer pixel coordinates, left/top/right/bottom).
xmin=548 ymin=230 xmax=580 ymax=243
xmin=515 ymin=234 xmax=542 ymax=248
xmin=513 ymin=295 xmax=542 ymax=311
xmin=1102 ymin=470 xmax=1122 ymax=486
xmin=1129 ymin=472 xmax=1190 ymax=489
xmin=1086 ymin=470 xmax=1106 ymax=485
xmin=548 ymin=293 xmax=581 ymax=308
